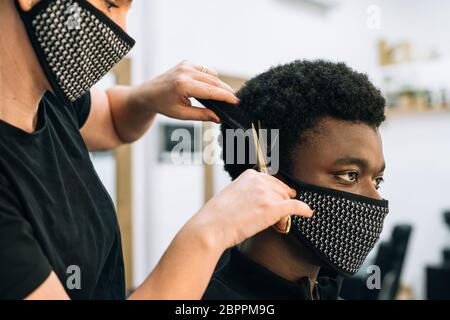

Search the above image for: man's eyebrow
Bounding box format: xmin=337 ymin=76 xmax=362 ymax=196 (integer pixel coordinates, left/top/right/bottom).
xmin=333 ymin=157 xmax=369 ymax=170
xmin=334 ymin=157 xmax=386 ymax=173
xmin=118 ymin=0 xmax=133 ymax=6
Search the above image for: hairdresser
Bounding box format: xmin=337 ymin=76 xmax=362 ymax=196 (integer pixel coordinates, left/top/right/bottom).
xmin=0 ymin=0 xmax=313 ymax=300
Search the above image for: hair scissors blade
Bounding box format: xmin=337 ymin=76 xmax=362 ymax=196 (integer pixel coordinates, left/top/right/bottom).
xmin=252 ymin=121 xmax=268 ymax=174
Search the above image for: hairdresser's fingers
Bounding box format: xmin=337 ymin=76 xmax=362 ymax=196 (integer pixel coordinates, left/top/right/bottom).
xmin=192 ymin=71 xmax=235 ymax=94
xmin=172 ymin=105 xmax=221 ymax=123
xmin=265 ymin=175 xmax=297 ymax=199
xmin=243 ymin=171 xmax=292 ymax=201
xmin=275 ymin=199 xmax=313 ymax=220
xmin=264 ymin=180 xmax=295 ymax=201
xmin=183 ymin=80 xmax=240 ymax=105
xmin=190 ymin=63 xmax=220 ymax=77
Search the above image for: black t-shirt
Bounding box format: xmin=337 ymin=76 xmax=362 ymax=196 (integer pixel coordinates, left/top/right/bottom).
xmin=203 ymin=248 xmax=341 ymax=300
xmin=0 ymin=92 xmax=125 ymax=300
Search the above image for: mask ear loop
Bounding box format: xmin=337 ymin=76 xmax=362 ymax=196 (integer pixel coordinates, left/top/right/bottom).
xmin=251 ymin=121 xmax=292 ymax=235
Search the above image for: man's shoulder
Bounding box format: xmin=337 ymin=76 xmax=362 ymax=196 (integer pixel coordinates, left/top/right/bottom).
xmin=202 ymin=274 xmax=244 ymax=300
xmin=0 ymin=168 xmax=11 ymax=188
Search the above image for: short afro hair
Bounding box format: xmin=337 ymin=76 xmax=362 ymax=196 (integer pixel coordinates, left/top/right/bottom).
xmin=221 ymin=59 xmax=386 ymax=180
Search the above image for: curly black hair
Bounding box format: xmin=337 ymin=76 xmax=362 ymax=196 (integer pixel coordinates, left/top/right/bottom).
xmin=221 ymin=59 xmax=386 ymax=180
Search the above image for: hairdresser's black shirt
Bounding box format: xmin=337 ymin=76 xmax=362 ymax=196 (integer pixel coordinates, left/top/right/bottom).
xmin=203 ymin=248 xmax=340 ymax=300
xmin=0 ymin=92 xmax=125 ymax=300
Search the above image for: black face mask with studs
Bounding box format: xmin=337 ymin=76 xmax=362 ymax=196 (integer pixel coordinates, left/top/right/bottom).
xmin=279 ymin=172 xmax=390 ymax=277
xmin=16 ymin=0 xmax=135 ymax=104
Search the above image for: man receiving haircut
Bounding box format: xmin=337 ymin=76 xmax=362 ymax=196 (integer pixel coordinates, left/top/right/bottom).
xmin=204 ymin=60 xmax=388 ymax=300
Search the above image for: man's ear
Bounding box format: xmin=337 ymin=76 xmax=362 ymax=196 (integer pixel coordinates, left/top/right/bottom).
xmin=17 ymin=0 xmax=41 ymax=12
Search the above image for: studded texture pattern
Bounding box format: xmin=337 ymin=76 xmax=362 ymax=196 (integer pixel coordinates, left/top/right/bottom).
xmin=31 ymin=0 xmax=134 ymax=102
xmin=293 ymin=190 xmax=389 ymax=275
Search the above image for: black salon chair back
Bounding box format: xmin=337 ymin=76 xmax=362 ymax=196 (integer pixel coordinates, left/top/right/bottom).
xmin=444 ymin=212 xmax=450 ymax=267
xmin=426 ymin=266 xmax=450 ymax=300
xmin=426 ymin=211 xmax=450 ymax=299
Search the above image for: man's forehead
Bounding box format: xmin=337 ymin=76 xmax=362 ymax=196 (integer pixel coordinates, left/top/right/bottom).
xmin=316 ymin=116 xmax=378 ymax=133
xmin=297 ymin=117 xmax=385 ymax=170
xmin=304 ymin=117 xmax=380 ymax=144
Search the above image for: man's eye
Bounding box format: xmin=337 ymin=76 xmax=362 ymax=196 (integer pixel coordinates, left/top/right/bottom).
xmin=335 ymin=172 xmax=359 ymax=184
xmin=374 ymin=177 xmax=384 ymax=190
xmin=104 ymin=0 xmax=119 ymax=10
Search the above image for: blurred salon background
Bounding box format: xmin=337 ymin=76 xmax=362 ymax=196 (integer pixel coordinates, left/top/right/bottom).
xmin=92 ymin=0 xmax=450 ymax=300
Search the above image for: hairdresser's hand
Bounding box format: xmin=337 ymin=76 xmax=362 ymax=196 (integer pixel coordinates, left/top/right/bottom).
xmin=130 ymin=170 xmax=313 ymax=300
xmin=182 ymin=170 xmax=314 ymax=251
xmin=131 ymin=60 xmax=238 ymax=123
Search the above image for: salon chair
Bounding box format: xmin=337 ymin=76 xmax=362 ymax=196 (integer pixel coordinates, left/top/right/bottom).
xmin=426 ymin=266 xmax=450 ymax=300
xmin=440 ymin=211 xmax=450 ymax=269
xmin=444 ymin=249 xmax=450 ymax=266
xmin=444 ymin=211 xmax=450 ymax=266
xmin=339 ymin=224 xmax=413 ymax=300
xmin=426 ymin=211 xmax=450 ymax=299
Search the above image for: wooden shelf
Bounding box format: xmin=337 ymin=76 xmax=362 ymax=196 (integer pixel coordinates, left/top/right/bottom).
xmin=386 ymin=105 xmax=450 ymax=117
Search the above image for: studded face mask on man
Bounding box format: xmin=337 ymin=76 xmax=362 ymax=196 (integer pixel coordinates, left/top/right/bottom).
xmin=279 ymin=172 xmax=389 ymax=277
xmin=16 ymin=0 xmax=136 ymax=104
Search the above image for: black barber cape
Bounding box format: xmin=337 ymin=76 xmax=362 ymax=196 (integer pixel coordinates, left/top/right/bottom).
xmin=0 ymin=92 xmax=125 ymax=300
xmin=203 ymin=248 xmax=340 ymax=300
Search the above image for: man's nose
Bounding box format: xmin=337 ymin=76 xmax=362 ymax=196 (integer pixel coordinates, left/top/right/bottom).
xmin=361 ymin=180 xmax=383 ymax=200
xmin=117 ymin=19 xmax=127 ymax=32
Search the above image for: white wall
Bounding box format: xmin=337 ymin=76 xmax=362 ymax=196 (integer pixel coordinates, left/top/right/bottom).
xmin=380 ymin=113 xmax=450 ymax=299
xmin=127 ymin=0 xmax=450 ymax=298
xmin=139 ymin=0 xmax=381 ymax=77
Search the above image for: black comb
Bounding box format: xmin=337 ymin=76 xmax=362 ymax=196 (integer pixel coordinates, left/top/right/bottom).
xmin=196 ymin=99 xmax=252 ymax=130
